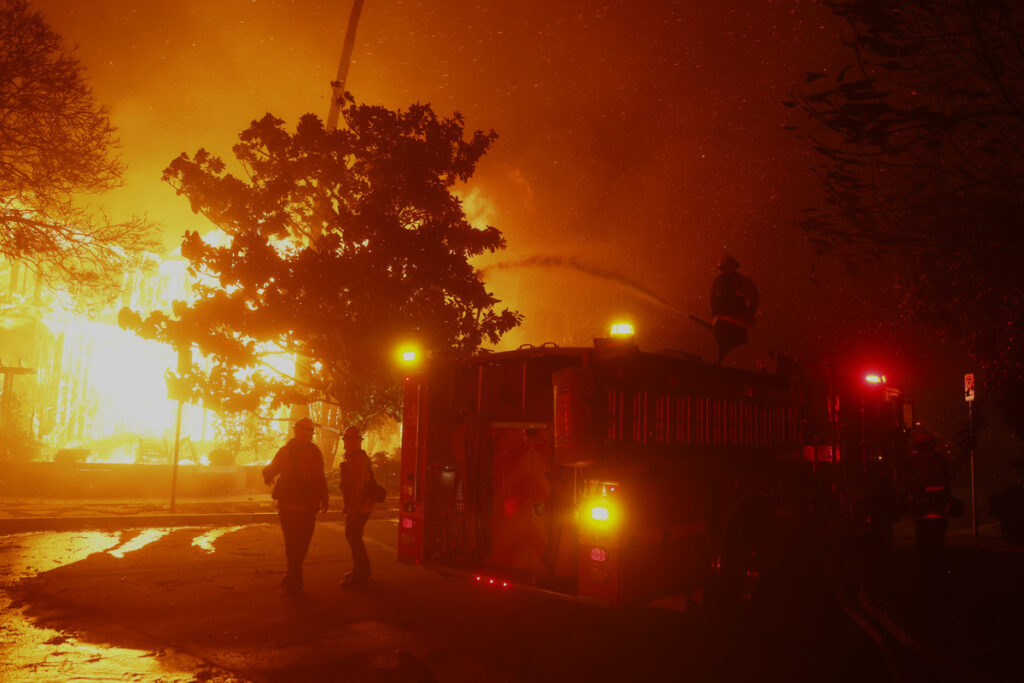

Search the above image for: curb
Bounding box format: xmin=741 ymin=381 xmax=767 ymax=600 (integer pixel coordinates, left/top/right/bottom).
xmin=0 ymin=508 xmax=397 ymax=534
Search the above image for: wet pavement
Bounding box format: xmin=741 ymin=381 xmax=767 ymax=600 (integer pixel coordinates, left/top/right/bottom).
xmin=859 ymin=522 xmax=1024 ymax=683
xmin=0 ymin=516 xmax=892 ymax=683
xmin=0 ymin=529 xmax=241 ymax=682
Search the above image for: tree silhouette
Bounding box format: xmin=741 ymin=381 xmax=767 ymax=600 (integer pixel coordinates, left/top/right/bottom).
xmin=120 ymin=96 xmax=520 ymax=422
xmin=0 ymin=0 xmax=154 ymax=300
xmin=787 ymin=0 xmax=1024 ymax=440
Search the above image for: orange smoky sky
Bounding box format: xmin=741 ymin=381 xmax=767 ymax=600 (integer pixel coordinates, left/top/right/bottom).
xmin=34 ymin=0 xmax=875 ymax=360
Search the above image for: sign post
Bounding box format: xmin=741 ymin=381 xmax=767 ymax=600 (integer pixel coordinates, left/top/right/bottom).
xmin=169 ymin=345 xmax=191 ymax=513
xmin=965 ymin=373 xmax=977 ymax=537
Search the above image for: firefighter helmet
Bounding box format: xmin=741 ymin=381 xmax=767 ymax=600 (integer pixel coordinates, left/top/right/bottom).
xmin=719 ymin=254 xmax=740 ymax=271
xmin=343 ymin=426 xmax=362 ymax=441
xmin=294 ymin=417 xmax=315 ymax=432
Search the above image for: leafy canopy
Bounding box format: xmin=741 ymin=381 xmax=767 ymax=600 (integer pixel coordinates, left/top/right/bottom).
xmin=787 ymin=0 xmax=1024 ymax=440
xmin=0 ymin=0 xmax=154 ymax=300
xmin=120 ymin=96 xmax=520 ymax=421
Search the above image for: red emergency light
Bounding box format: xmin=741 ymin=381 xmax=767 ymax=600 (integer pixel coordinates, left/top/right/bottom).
xmin=864 ymin=373 xmax=887 ymax=385
xmin=474 ymin=575 xmax=511 ymax=590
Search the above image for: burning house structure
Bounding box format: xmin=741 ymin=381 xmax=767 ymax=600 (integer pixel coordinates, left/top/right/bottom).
xmin=0 ymin=251 xmax=289 ymax=466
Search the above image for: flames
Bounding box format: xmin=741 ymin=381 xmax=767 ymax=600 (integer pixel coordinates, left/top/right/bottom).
xmin=40 ymin=305 xmax=209 ymax=463
xmin=31 ymin=255 xmax=220 ymax=463
xmin=7 ymin=189 xmax=500 ymax=463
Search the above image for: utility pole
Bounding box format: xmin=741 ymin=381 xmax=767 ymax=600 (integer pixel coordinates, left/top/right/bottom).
xmin=170 ymin=345 xmax=190 ymax=513
xmin=170 ymin=400 xmax=183 ymax=513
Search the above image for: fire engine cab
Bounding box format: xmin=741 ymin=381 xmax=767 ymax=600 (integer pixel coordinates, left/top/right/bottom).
xmin=397 ymin=328 xmax=909 ymax=607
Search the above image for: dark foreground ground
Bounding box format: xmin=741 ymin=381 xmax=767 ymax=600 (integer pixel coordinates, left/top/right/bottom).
xmin=0 ymin=508 xmax=1020 ymax=683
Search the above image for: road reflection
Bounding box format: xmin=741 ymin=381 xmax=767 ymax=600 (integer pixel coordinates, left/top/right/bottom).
xmin=191 ymin=526 xmax=246 ymax=554
xmin=108 ymin=528 xmax=171 ymax=558
xmin=0 ymin=530 xmax=120 ymax=582
xmin=0 ymin=528 xmax=243 ymax=682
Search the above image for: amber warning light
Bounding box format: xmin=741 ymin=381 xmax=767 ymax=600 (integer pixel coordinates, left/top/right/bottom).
xmin=610 ymin=322 xmax=634 ymax=337
xmin=396 ymin=344 xmax=421 ymax=367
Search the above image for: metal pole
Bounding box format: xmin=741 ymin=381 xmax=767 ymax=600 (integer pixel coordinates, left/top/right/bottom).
xmin=170 ymin=399 xmax=183 ymax=512
xmin=413 ymin=383 xmax=422 ymax=501
xmin=326 ymin=0 xmax=365 ymax=131
xmin=969 ymin=400 xmax=977 ymax=537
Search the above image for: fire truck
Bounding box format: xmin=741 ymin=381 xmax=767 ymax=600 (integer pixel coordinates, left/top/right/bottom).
xmin=397 ymin=328 xmax=910 ymax=607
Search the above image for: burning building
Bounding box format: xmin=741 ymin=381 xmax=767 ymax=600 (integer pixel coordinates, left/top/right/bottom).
xmin=0 ymin=250 xmax=289 ymax=465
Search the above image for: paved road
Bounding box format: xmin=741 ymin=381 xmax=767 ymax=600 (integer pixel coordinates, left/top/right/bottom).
xmin=0 ymin=515 xmax=893 ymax=682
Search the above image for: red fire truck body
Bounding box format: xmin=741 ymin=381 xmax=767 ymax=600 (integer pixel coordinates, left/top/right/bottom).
xmin=397 ymin=336 xmax=907 ymax=607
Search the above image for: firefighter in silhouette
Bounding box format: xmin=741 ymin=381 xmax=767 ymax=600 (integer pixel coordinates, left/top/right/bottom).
xmin=339 ymin=426 xmax=374 ymax=587
xmin=907 ymin=427 xmax=951 ymax=585
xmin=711 ymin=254 xmax=759 ymax=361
xmin=262 ymin=417 xmax=329 ymax=594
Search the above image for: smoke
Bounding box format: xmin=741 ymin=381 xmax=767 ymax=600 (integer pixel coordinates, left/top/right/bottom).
xmin=477 ymin=255 xmax=689 ymax=318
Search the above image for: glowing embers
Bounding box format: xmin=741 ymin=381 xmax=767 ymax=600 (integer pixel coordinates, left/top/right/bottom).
xmin=190 ymin=526 xmax=245 ymax=554
xmin=107 ymin=529 xmax=170 ymax=558
xmin=473 ymin=575 xmax=512 ymax=591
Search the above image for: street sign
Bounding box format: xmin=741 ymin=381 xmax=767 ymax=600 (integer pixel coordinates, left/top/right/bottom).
xmin=964 ymin=373 xmax=975 ymax=402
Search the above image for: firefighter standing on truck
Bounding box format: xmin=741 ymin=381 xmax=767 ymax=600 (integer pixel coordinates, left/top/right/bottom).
xmin=340 ymin=426 xmax=374 ymax=588
xmin=711 ymin=254 xmax=759 ymax=361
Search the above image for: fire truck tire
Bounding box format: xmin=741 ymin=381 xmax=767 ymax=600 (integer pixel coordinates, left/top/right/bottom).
xmin=708 ymin=504 xmax=781 ymax=614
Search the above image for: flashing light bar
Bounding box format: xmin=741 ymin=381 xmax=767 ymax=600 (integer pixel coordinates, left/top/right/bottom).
xmin=610 ymin=322 xmax=635 ymax=337
xmin=864 ymin=373 xmax=887 ymax=384
xmin=397 ymin=343 xmax=422 ymax=367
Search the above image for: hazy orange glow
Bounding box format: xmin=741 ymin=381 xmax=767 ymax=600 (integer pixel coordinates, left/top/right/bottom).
xmin=26 ymin=0 xmax=859 ymax=366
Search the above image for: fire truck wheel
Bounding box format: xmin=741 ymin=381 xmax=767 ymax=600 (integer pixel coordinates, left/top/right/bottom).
xmin=710 ymin=509 xmax=780 ymax=614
